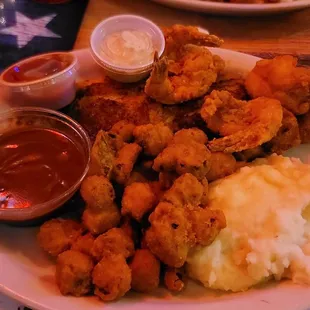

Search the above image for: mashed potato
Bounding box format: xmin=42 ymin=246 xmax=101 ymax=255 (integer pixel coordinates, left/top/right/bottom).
xmin=187 ymin=155 xmax=310 ymax=292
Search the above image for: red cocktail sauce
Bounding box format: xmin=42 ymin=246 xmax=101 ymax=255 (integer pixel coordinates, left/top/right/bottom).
xmin=0 ymin=128 xmax=85 ymax=209
xmin=2 ymin=54 xmax=72 ymax=83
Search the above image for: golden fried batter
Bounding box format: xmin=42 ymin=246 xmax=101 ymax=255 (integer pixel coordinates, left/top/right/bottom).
xmin=153 ymin=142 xmax=211 ymax=180
xmin=162 ymin=173 xmax=204 ymax=208
xmin=82 ymin=206 xmax=120 ymax=235
xmin=112 ymin=143 xmax=142 ymax=185
xmin=200 ymin=177 xmax=209 ymax=206
xmin=205 ymin=152 xmax=237 ymax=182
xmin=245 ymin=55 xmax=310 ymax=115
xmin=88 ymin=130 xmax=116 ymax=178
xmin=56 ymin=250 xmax=94 ymax=296
xmin=93 ymin=254 xmax=131 ymax=301
xmin=159 ymin=171 xmax=179 ymax=189
xmin=110 ymin=120 xmax=135 ymax=143
xmin=145 ymin=45 xmax=224 ymax=105
xmin=91 ymin=228 xmax=135 ymax=262
xmin=171 ymin=128 xmax=208 ymax=145
xmin=265 ymin=108 xmax=301 ymax=154
xmin=122 ymin=182 xmax=158 ymax=222
xmin=129 ymin=249 xmax=160 ymax=293
xmin=80 ymin=175 xmax=115 ymax=211
xmin=234 ymin=146 xmax=267 ymax=162
xmin=202 ymin=90 xmax=283 ymax=153
xmin=145 ymin=202 xmax=226 ymax=267
xmin=164 ymin=267 xmax=186 ymax=292
xmin=71 ymin=233 xmax=95 ymax=257
xmin=133 ymin=123 xmax=173 ymax=156
xmin=38 ymin=219 xmax=83 ymax=257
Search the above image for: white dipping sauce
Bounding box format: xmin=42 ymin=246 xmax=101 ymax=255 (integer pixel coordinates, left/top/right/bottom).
xmin=101 ymin=30 xmax=154 ymax=67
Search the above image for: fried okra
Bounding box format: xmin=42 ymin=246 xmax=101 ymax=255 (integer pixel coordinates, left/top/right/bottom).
xmin=82 ymin=205 xmax=121 ymax=235
xmin=170 ymin=128 xmax=208 ymax=145
xmin=80 ymin=175 xmax=115 ymax=211
xmin=129 ymin=249 xmax=160 ymax=293
xmin=56 ymin=250 xmax=94 ymax=296
xmin=91 ymin=228 xmax=135 ymax=262
xmin=133 ymin=123 xmax=173 ymax=156
xmin=161 ymin=173 xmax=204 ymax=208
xmin=164 ymin=267 xmax=186 ymax=292
xmin=93 ymin=254 xmax=131 ymax=301
xmin=38 ymin=219 xmax=83 ymax=257
xmin=113 ymin=143 xmax=142 ymax=185
xmin=110 ymin=120 xmax=135 ymax=143
xmin=122 ymin=182 xmax=158 ymax=222
xmin=71 ymin=233 xmax=95 ymax=257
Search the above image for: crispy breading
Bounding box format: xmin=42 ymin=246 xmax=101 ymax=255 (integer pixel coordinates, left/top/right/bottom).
xmin=133 ymin=123 xmax=173 ymax=156
xmin=164 ymin=267 xmax=186 ymax=292
xmin=38 ymin=219 xmax=83 ymax=257
xmin=110 ymin=120 xmax=135 ymax=143
xmin=245 ymin=55 xmax=310 ymax=115
xmin=93 ymin=254 xmax=131 ymax=301
xmin=129 ymin=249 xmax=160 ymax=293
xmin=112 ymin=143 xmax=142 ymax=185
xmin=56 ymin=250 xmax=94 ymax=297
xmin=171 ymin=128 xmax=208 ymax=145
xmin=91 ymin=228 xmax=135 ymax=262
xmin=159 ymin=171 xmax=179 ymax=190
xmin=71 ymin=233 xmax=95 ymax=257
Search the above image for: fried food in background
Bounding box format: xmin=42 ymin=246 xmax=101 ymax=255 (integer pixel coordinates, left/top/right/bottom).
xmin=129 ymin=249 xmax=160 ymax=293
xmin=245 ymin=55 xmax=310 ymax=115
xmin=71 ymin=233 xmax=95 ymax=257
xmin=164 ymin=267 xmax=186 ymax=292
xmin=298 ymin=110 xmax=310 ymax=143
xmin=145 ymin=45 xmax=224 ymax=105
xmin=37 ymin=219 xmax=83 ymax=256
xmin=92 ymin=254 xmax=131 ymax=301
xmin=110 ymin=121 xmax=135 ymax=143
xmin=56 ymin=250 xmax=94 ymax=296
xmin=170 ymin=128 xmax=208 ymax=145
xmin=202 ymin=90 xmax=283 ymax=153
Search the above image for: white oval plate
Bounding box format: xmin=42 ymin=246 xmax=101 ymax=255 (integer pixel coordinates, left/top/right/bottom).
xmin=1 ymin=48 xmax=310 ymax=310
xmin=151 ymin=0 xmax=310 ymax=16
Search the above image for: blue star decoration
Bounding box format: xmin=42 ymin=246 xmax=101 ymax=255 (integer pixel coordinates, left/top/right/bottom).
xmin=0 ymin=0 xmax=88 ymax=71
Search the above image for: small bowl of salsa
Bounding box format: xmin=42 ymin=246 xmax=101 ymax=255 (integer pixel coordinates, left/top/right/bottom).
xmin=0 ymin=107 xmax=91 ymax=223
xmin=0 ymin=52 xmax=78 ymax=110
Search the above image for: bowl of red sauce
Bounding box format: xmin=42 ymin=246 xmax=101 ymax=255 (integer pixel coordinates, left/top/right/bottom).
xmin=0 ymin=52 xmax=78 ymax=110
xmin=0 ymin=107 xmax=91 ymax=223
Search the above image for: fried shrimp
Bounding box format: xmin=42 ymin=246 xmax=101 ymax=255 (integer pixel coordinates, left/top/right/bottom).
xmin=92 ymin=254 xmax=131 ymax=301
xmin=201 ymin=90 xmax=283 ymax=153
xmin=56 ymin=250 xmax=94 ymax=297
xmin=122 ymin=182 xmax=158 ymax=222
xmin=129 ymin=249 xmax=160 ymax=293
xmin=38 ymin=219 xmax=83 ymax=257
xmin=245 ymin=55 xmax=310 ymax=115
xmin=153 ymin=142 xmax=211 ymax=180
xmin=162 ymin=173 xmax=204 ymax=208
xmin=163 ymin=25 xmax=223 ymax=60
xmin=133 ymin=123 xmax=173 ymax=156
xmin=145 ymin=44 xmax=224 ymax=105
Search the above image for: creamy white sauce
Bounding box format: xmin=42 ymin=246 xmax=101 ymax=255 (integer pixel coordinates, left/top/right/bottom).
xmin=101 ymin=30 xmax=154 ymax=67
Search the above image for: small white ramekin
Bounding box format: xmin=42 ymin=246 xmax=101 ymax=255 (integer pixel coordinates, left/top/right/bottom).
xmin=0 ymin=52 xmax=78 ymax=110
xmin=90 ymin=14 xmax=165 ymax=83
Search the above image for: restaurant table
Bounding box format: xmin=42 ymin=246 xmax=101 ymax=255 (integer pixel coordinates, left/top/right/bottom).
xmin=74 ymin=0 xmax=310 ymax=66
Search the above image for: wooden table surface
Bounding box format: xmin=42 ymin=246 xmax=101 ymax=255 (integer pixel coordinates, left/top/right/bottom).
xmin=74 ymin=0 xmax=310 ymax=65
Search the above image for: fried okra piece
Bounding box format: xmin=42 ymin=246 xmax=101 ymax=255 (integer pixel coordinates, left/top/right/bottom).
xmin=110 ymin=120 xmax=135 ymax=143
xmin=153 ymin=142 xmax=211 ymax=180
xmin=113 ymin=143 xmax=142 ymax=185
xmin=80 ymin=175 xmax=115 ymax=211
xmin=88 ymin=130 xmax=116 ymax=178
xmin=125 ymin=170 xmax=148 ymax=186
xmin=82 ymin=205 xmax=121 ymax=235
xmin=91 ymin=228 xmax=135 ymax=262
xmin=56 ymin=250 xmax=94 ymax=296
xmin=200 ymin=178 xmax=209 ymax=206
xmin=170 ymin=128 xmax=208 ymax=145
xmin=164 ymin=267 xmax=186 ymax=292
xmin=145 ymin=202 xmax=190 ymax=268
xmin=133 ymin=123 xmax=173 ymax=156
xmin=38 ymin=219 xmax=83 ymax=256
xmin=205 ymin=152 xmax=237 ymax=182
xmin=71 ymin=233 xmax=95 ymax=257
xmin=161 ymin=173 xmax=204 ymax=208
xmin=122 ymin=182 xmax=158 ymax=222
xmin=129 ymin=249 xmax=160 ymax=293
xmin=93 ymin=254 xmax=131 ymax=301
xmin=159 ymin=171 xmax=179 ymax=189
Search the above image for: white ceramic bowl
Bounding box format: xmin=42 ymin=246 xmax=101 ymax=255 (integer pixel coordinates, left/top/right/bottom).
xmin=0 ymin=52 xmax=78 ymax=110
xmin=90 ymin=14 xmax=165 ymax=83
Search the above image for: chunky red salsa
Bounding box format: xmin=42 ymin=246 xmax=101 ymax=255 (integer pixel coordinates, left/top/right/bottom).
xmin=3 ymin=54 xmax=72 ymax=83
xmin=0 ymin=128 xmax=85 ymax=209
